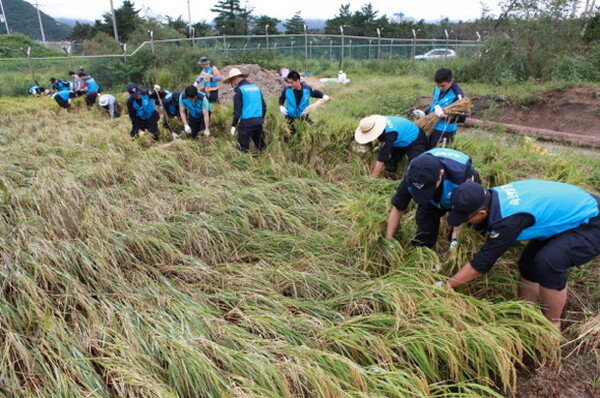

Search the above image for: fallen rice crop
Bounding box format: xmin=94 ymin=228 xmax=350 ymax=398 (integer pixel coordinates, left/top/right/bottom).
xmin=0 ymin=75 xmax=598 ymax=397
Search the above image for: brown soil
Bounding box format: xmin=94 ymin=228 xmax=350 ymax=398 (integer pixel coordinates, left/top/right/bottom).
xmin=218 ymin=64 xmax=287 ymax=104
xmin=471 ymin=87 xmax=600 ymax=137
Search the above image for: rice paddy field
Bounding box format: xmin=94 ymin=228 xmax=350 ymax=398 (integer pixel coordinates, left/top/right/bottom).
xmin=0 ymin=75 xmax=598 ymax=397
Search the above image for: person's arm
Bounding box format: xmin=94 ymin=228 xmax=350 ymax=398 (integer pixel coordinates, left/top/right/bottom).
xmin=127 ymin=99 xmax=136 ymax=123
xmin=311 ymin=88 xmax=325 ymax=99
xmin=371 ymin=162 xmax=385 ymax=178
xmin=211 ymin=66 xmax=221 ymax=82
xmin=371 ymin=132 xmax=396 ymax=177
xmin=261 ymin=93 xmax=267 ymax=117
xmin=179 ymin=96 xmax=188 ymax=126
xmin=278 ymin=89 xmax=286 ymax=106
xmin=202 ymin=97 xmax=210 ymax=130
xmin=385 ymin=179 xmax=411 ymax=238
xmin=232 ymin=87 xmax=242 ymax=126
xmin=447 ymin=214 xmax=534 ymax=287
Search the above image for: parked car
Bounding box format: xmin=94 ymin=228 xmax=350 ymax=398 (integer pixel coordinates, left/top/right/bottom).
xmin=414 ymin=48 xmax=456 ymax=61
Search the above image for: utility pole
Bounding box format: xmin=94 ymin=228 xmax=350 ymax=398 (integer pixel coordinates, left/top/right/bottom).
xmin=109 ymin=0 xmax=119 ymax=42
xmin=0 ymin=0 xmax=9 ymax=34
xmin=35 ymin=1 xmax=45 ymax=43
xmin=187 ymin=0 xmax=193 ymax=38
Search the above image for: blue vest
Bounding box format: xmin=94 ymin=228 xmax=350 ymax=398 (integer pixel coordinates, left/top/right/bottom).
xmin=492 ymin=180 xmax=599 ymax=240
xmin=132 ymin=95 xmax=156 ymax=120
xmin=202 ymin=65 xmax=219 ymax=89
xmin=164 ymin=91 xmax=179 ymax=117
xmin=383 ymin=117 xmax=420 ymax=148
xmin=182 ymin=93 xmax=206 ymax=119
xmin=429 ymin=86 xmax=460 ymax=133
xmin=285 ymin=87 xmax=311 ymax=117
xmin=84 ymin=77 xmax=100 ymax=94
xmin=407 ymin=148 xmax=473 ymax=210
xmin=29 ymin=86 xmax=41 ymax=94
xmin=53 ymin=80 xmax=70 ymax=91
xmin=53 ymin=90 xmax=73 ymax=101
xmin=240 ymin=84 xmax=263 ymax=120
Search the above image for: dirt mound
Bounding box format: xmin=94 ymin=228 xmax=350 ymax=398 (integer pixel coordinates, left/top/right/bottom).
xmin=471 ymin=87 xmax=600 ymax=137
xmin=217 ymin=64 xmax=286 ymax=104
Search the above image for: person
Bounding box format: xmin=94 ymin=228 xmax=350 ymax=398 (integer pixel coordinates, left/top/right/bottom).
xmin=179 ymin=85 xmax=211 ymax=139
xmin=224 ymin=68 xmax=267 ymax=153
xmin=28 ymin=86 xmax=47 ymax=96
xmin=162 ymin=90 xmax=182 ymax=118
xmin=194 ymin=56 xmax=221 ymax=104
xmin=98 ymin=94 xmax=119 ymax=119
xmin=278 ymin=70 xmax=330 ymax=134
xmin=413 ymin=68 xmax=466 ymax=149
xmin=50 ymin=77 xmax=71 ymax=92
xmin=444 ymin=180 xmax=600 ymax=328
xmin=78 ymin=72 xmax=101 ymax=107
xmin=354 ymin=115 xmax=427 ymax=178
xmin=52 ymin=89 xmax=76 ymax=109
xmin=385 ymin=148 xmax=480 ymax=248
xmin=126 ymin=83 xmax=161 ymax=140
xmin=69 ymin=71 xmax=83 ymax=91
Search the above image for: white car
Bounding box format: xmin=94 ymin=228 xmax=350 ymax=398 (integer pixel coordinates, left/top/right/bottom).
xmin=414 ymin=48 xmax=456 ymax=61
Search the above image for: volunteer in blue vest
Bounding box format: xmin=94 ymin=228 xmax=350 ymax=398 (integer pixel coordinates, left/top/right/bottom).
xmin=52 ymin=89 xmax=76 ymax=109
xmin=194 ymin=57 xmax=221 ymax=104
xmin=161 ymin=90 xmax=182 ymax=118
xmin=50 ymin=77 xmax=71 ymax=93
xmin=354 ymin=115 xmax=427 ymax=178
xmin=179 ymin=85 xmax=211 ymax=138
xmin=385 ymin=148 xmax=480 ymax=248
xmin=278 ymin=70 xmax=329 ymax=133
xmin=413 ymin=68 xmax=466 ymax=149
xmin=444 ymin=180 xmax=600 ymax=328
xmin=224 ymin=68 xmax=267 ymax=153
xmin=126 ymin=83 xmax=161 ymax=140
xmin=98 ymin=94 xmax=119 ymax=119
xmin=78 ymin=72 xmax=101 ymax=107
xmin=28 ymin=86 xmax=47 ymax=96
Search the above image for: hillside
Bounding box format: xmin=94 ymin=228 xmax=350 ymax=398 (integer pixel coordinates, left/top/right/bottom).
xmin=0 ymin=33 xmax=63 ymax=58
xmin=1 ymin=0 xmax=71 ymax=40
xmin=0 ymin=75 xmax=598 ymax=397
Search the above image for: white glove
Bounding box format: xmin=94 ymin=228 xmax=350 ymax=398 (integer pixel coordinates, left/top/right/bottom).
xmin=322 ymin=95 xmax=330 ymax=102
xmin=153 ymin=84 xmax=161 ymax=91
xmin=203 ymin=129 xmax=210 ymax=137
xmin=138 ymin=130 xmax=145 ymax=137
xmin=184 ymin=124 xmax=192 ymax=134
xmin=449 ymin=239 xmax=458 ymax=251
xmin=171 ymin=132 xmax=181 ymax=140
xmin=279 ymin=105 xmax=288 ymax=116
xmin=434 ymin=281 xmax=447 ymax=288
xmin=434 ymin=105 xmax=445 ymax=118
xmin=412 ymin=109 xmax=426 ymax=119
xmin=230 ymin=127 xmax=237 ymax=136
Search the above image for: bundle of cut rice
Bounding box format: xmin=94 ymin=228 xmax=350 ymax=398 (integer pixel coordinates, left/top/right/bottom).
xmin=416 ymin=97 xmax=473 ymax=135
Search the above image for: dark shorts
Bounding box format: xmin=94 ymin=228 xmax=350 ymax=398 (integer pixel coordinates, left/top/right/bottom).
xmin=518 ymin=213 xmax=600 ymax=290
xmin=238 ymin=124 xmax=266 ymax=153
xmin=207 ymin=90 xmax=219 ymax=104
xmin=130 ymin=111 xmax=160 ymax=140
xmin=86 ymin=92 xmax=99 ymax=107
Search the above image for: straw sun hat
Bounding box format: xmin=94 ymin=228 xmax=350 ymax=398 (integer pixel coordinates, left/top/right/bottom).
xmin=222 ymin=68 xmax=249 ymax=83
xmin=354 ymin=115 xmax=387 ymax=144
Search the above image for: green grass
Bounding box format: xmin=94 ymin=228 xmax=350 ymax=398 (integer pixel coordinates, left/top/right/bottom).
xmin=0 ymin=75 xmax=598 ymax=397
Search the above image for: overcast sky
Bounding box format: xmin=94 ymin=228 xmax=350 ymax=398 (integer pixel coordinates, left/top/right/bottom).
xmin=37 ymin=0 xmax=502 ymax=24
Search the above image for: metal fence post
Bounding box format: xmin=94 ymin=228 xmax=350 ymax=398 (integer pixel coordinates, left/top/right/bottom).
xmin=339 ymin=26 xmax=344 ymax=68
xmin=148 ymin=30 xmax=155 ymax=54
xmin=304 ymin=24 xmax=308 ymax=67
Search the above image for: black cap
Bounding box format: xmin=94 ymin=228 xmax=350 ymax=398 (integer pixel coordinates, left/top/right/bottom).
xmin=198 ymin=56 xmax=210 ymax=65
xmin=406 ymin=154 xmax=443 ymax=205
xmin=184 ymin=85 xmax=198 ymax=98
xmin=50 ymin=77 xmax=57 ymax=82
xmin=447 ymin=181 xmax=487 ymax=226
xmin=127 ymin=83 xmax=140 ymax=95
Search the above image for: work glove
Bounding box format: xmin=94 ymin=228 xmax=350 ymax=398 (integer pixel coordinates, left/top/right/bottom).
xmin=153 ymin=84 xmax=161 ymax=91
xmin=279 ymin=105 xmax=288 ymax=116
xmin=171 ymin=132 xmax=181 ymax=140
xmin=230 ymin=127 xmax=237 ymax=136
xmin=412 ymin=109 xmax=426 ymax=119
xmin=203 ymin=129 xmax=210 ymax=137
xmin=434 ymin=105 xmax=446 ymax=118
xmin=434 ymin=281 xmax=448 ymax=288
xmin=322 ymin=95 xmax=331 ymax=102
xmin=449 ymin=239 xmax=458 ymax=252
xmin=184 ymin=124 xmax=192 ymax=134
xmin=138 ymin=130 xmax=146 ymax=137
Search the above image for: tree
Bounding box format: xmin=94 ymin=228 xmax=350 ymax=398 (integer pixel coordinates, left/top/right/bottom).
xmin=211 ymin=0 xmax=252 ymax=35
xmin=251 ymin=15 xmax=280 ymax=35
xmin=324 ymin=3 xmax=353 ymax=34
xmin=94 ymin=0 xmax=141 ymax=41
xmin=284 ymin=11 xmax=306 ymax=34
xmin=68 ymin=22 xmax=94 ymax=41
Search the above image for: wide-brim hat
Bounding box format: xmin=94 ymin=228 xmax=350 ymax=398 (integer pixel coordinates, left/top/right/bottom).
xmin=222 ymin=68 xmax=249 ymax=83
xmin=354 ymin=115 xmax=387 ymax=144
xmin=98 ymin=95 xmax=110 ymax=106
xmin=198 ymin=56 xmax=210 ymax=65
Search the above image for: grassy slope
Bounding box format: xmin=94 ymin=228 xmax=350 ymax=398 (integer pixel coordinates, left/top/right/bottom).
xmin=0 ymin=76 xmax=598 ymax=397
